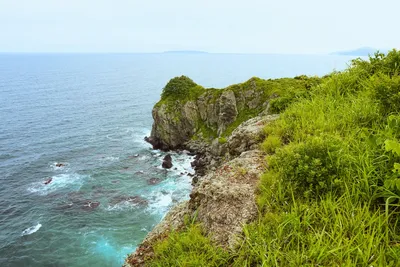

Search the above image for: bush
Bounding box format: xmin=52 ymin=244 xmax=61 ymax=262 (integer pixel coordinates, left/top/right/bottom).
xmin=261 ymin=134 xmax=281 ymax=153
xmin=161 ymin=76 xmax=198 ymax=99
xmin=367 ymin=74 xmax=400 ymax=115
xmin=269 ymin=135 xmax=344 ymax=198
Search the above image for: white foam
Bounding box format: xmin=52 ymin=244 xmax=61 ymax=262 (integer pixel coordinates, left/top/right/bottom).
xmin=101 ymin=156 xmax=119 ymax=162
xmin=27 ymin=173 xmax=87 ymax=195
xmin=138 ymin=155 xmax=149 ymax=161
xmin=105 ymin=201 xmax=139 ymax=212
xmin=21 ymin=223 xmax=42 ymax=236
xmin=146 ymin=191 xmax=173 ymax=215
xmin=49 ymin=162 xmax=69 ymax=171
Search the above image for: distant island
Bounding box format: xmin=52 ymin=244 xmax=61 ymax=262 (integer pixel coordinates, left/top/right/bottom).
xmin=163 ymin=50 xmax=208 ymax=54
xmin=332 ymin=47 xmax=389 ymax=56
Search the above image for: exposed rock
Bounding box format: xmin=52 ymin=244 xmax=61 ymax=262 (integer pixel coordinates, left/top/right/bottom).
xmin=228 ymin=114 xmax=279 ymax=156
xmin=217 ymin=90 xmax=238 ymax=135
xmin=44 ymin=177 xmax=53 ymax=185
xmin=125 ymin=150 xmax=266 ymax=266
xmin=55 ymin=163 xmax=65 ymax=167
xmin=188 ymin=150 xmax=265 ymax=247
xmin=162 ymin=154 xmax=173 ymax=169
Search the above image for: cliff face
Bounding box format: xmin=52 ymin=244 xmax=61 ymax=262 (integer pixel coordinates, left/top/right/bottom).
xmin=145 ymin=76 xmax=295 ymax=151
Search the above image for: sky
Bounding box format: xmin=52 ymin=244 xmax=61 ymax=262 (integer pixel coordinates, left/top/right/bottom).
xmin=0 ymin=0 xmax=398 ymax=54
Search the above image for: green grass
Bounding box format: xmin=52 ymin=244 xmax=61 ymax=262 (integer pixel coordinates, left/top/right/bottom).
xmin=144 ymin=50 xmax=400 ymax=267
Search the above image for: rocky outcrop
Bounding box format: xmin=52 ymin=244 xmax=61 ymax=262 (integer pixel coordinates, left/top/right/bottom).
xmin=125 ymin=150 xmax=266 ymax=266
xmin=161 ymin=154 xmax=173 ymax=169
xmin=145 ymin=77 xmax=282 ymax=151
xmin=228 ymin=114 xmax=279 ymax=156
xmin=187 ymin=114 xmax=279 ymax=176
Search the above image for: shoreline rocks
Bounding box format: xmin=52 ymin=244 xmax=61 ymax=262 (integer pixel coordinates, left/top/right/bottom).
xmin=161 ymin=154 xmax=173 ymax=169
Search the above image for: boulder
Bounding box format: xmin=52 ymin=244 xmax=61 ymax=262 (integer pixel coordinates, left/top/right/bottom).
xmin=162 ymin=154 xmax=173 ymax=169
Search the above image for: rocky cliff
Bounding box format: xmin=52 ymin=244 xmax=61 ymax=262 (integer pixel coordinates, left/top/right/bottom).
xmin=126 ymin=75 xmax=317 ymax=266
xmin=145 ymin=75 xmax=312 ymax=151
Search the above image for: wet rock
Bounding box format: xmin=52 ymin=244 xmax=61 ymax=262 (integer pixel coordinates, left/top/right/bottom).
xmin=111 ymin=180 xmax=120 ymax=184
xmin=147 ymin=178 xmax=161 ymax=185
xmin=134 ymin=171 xmax=144 ymax=175
xmin=55 ymin=163 xmax=65 ymax=167
xmin=44 ymin=177 xmax=52 ymax=185
xmin=162 ymin=154 xmax=173 ymax=169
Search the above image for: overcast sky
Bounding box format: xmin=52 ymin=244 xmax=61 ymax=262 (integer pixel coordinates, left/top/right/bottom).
xmin=0 ymin=0 xmax=398 ymax=54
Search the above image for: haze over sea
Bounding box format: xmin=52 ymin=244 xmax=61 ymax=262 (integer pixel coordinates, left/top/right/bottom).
xmin=0 ymin=53 xmax=360 ymax=267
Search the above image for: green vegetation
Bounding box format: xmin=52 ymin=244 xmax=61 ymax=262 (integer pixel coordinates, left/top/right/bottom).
xmin=146 ymin=50 xmax=400 ymax=266
xmin=149 ymin=220 xmax=231 ymax=267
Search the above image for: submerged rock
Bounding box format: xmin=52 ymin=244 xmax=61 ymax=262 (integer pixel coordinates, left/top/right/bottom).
xmin=82 ymin=201 xmax=100 ymax=211
xmin=147 ymin=178 xmax=161 ymax=185
xmin=110 ymin=195 xmax=148 ymax=206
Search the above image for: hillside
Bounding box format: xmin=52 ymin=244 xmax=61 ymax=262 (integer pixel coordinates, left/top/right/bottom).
xmin=126 ymin=49 xmax=400 ymax=266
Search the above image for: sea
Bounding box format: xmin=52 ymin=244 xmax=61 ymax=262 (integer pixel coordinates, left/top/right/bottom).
xmin=0 ymin=53 xmax=360 ymax=267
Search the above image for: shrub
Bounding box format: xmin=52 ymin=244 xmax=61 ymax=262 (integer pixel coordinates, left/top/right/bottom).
xmin=269 ymin=135 xmax=344 ymax=198
xmin=161 ymin=76 xmax=198 ymax=99
xmin=261 ymin=134 xmax=281 ymax=153
xmin=367 ymin=74 xmax=400 ymax=115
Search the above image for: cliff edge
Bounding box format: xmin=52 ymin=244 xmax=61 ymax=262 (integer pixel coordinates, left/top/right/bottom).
xmin=126 ymin=75 xmax=317 ymax=266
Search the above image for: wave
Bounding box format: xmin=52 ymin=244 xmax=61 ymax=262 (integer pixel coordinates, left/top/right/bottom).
xmin=21 ymin=223 xmax=42 ymax=236
xmin=27 ymin=173 xmax=88 ymax=195
xmin=99 ymin=156 xmax=119 ymax=162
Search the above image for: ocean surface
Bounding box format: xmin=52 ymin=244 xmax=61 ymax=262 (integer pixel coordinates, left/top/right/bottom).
xmin=0 ymin=53 xmax=360 ymax=266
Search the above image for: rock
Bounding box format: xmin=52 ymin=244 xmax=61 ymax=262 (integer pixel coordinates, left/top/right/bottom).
xmin=187 ymin=150 xmax=264 ymax=248
xmin=111 ymin=180 xmax=120 ymax=184
xmin=228 ymin=115 xmax=279 ymax=156
xmin=125 ymin=151 xmax=266 ymax=266
xmin=217 ymin=90 xmax=238 ymax=136
xmin=147 ymin=178 xmax=161 ymax=185
xmin=162 ymin=154 xmax=173 ymax=169
xmin=44 ymin=177 xmax=52 ymax=185
xmin=55 ymin=163 xmax=65 ymax=167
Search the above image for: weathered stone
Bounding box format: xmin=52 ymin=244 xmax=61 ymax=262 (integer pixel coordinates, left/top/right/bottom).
xmin=228 ymin=115 xmax=279 ymax=156
xmin=162 ymin=154 xmax=173 ymax=169
xmin=217 ymin=90 xmax=238 ymax=136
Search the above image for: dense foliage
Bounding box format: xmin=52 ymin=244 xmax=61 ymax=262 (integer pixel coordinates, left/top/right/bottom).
xmin=147 ymin=50 xmax=400 ymax=266
xmin=160 ymin=75 xmax=203 ymax=100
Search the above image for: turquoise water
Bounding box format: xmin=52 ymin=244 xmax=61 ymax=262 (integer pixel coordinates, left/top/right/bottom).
xmin=0 ymin=53 xmax=359 ymax=266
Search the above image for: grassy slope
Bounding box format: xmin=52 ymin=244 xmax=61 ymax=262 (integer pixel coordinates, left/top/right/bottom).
xmin=146 ymin=50 xmax=400 ymax=266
